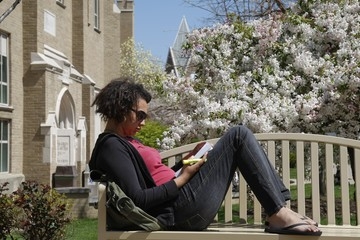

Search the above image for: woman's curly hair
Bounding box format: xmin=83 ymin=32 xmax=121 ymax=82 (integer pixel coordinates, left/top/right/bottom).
xmin=91 ymin=77 xmax=152 ymax=122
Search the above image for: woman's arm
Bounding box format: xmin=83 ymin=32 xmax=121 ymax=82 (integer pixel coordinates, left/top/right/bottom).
xmin=173 ymin=157 xmax=206 ymax=188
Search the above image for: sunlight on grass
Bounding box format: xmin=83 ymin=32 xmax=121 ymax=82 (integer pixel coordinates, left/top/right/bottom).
xmin=65 ymin=218 xmax=97 ymax=240
xmin=290 ymin=182 xmax=356 ymax=200
xmin=7 ymin=219 xmax=98 ymax=240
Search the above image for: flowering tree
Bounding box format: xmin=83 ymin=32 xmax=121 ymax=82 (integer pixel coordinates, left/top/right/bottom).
xmin=119 ymin=38 xmax=166 ymax=97
xmin=159 ymin=0 xmax=360 ymax=149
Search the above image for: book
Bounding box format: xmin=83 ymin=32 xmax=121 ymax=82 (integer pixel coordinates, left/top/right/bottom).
xmin=193 ymin=142 xmax=213 ymax=158
xmin=180 ymin=142 xmax=213 ymax=161
xmin=181 ymin=142 xmax=213 ymax=165
xmin=175 ymin=142 xmax=213 ymax=176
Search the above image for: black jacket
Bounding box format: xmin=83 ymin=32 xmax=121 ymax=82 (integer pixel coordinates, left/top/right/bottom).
xmin=89 ymin=133 xmax=178 ymax=228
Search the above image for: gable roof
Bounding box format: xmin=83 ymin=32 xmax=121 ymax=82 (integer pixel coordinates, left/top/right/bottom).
xmin=165 ymin=16 xmax=191 ymax=76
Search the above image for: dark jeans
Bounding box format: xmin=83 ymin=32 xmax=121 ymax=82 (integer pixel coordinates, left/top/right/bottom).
xmin=172 ymin=125 xmax=290 ymax=230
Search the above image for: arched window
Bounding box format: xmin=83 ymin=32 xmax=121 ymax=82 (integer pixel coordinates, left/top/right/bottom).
xmin=56 ymin=88 xmax=76 ymax=166
xmin=57 ymin=89 xmax=75 ymax=129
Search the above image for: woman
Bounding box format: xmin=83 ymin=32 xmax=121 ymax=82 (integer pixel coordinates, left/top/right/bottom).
xmin=89 ymin=77 xmax=321 ymax=236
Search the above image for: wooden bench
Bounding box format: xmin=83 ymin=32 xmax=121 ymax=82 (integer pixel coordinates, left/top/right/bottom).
xmin=96 ymin=133 xmax=360 ymax=239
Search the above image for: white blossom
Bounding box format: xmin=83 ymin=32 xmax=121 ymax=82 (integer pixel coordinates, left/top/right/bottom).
xmin=158 ymin=1 xmax=360 ymax=149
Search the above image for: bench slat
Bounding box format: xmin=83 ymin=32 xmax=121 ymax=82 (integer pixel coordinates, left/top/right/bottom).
xmin=239 ymin=174 xmax=247 ymax=221
xmin=340 ymin=146 xmax=351 ymax=225
xmin=281 ymin=140 xmax=291 ymax=208
xmin=296 ymin=141 xmax=306 ymax=215
xmin=311 ymin=142 xmax=321 ymax=223
xmin=325 ymin=143 xmax=336 ymax=225
xmin=355 ymin=149 xmax=360 ymax=225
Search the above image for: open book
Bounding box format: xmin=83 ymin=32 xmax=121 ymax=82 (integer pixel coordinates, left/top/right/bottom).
xmin=193 ymin=142 xmax=213 ymax=158
xmin=175 ymin=142 xmax=213 ymax=176
xmin=182 ymin=142 xmax=213 ymax=164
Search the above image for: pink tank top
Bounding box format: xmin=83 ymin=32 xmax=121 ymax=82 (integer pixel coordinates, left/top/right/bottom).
xmin=127 ymin=138 xmax=175 ymax=186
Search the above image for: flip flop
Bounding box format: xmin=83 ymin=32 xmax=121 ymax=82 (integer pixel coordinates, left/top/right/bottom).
xmin=264 ymin=215 xmax=318 ymax=227
xmin=264 ymin=222 xmax=322 ymax=236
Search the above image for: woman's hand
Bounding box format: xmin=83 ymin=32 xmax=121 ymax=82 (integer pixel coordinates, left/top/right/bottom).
xmin=174 ymin=154 xmax=207 ymax=188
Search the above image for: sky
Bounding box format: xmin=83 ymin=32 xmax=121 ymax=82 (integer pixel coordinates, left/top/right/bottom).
xmin=134 ymin=0 xmax=210 ymax=66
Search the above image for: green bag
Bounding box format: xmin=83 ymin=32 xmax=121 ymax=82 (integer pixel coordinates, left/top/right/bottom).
xmin=89 ymin=132 xmax=163 ymax=231
xmin=105 ymin=180 xmax=163 ymax=231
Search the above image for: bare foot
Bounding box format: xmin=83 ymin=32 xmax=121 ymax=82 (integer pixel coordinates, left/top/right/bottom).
xmin=289 ymin=209 xmax=318 ymax=226
xmin=267 ymin=207 xmax=321 ymax=233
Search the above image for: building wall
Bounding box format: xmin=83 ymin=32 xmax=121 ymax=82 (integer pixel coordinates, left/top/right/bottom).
xmin=0 ymin=0 xmax=134 ymax=190
xmin=119 ymin=0 xmax=134 ymax=45
xmin=0 ymin=0 xmax=25 ymax=191
xmin=82 ymin=2 xmax=105 ymax=84
xmin=103 ymin=2 xmax=121 ymax=83
xmin=39 ymin=1 xmax=73 ymax=59
xmin=23 ymin=70 xmax=48 ymax=183
xmin=84 ymin=0 xmax=134 ymax=155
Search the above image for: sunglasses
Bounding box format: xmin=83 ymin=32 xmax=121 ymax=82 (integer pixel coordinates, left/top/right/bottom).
xmin=131 ymin=109 xmax=148 ymax=122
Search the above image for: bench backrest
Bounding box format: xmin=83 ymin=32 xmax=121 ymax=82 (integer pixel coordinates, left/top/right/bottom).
xmin=160 ymin=133 xmax=360 ymax=226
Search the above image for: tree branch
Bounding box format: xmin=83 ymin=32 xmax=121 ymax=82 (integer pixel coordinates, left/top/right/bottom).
xmin=0 ymin=0 xmax=22 ymax=24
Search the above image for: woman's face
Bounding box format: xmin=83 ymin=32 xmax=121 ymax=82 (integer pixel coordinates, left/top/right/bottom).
xmin=120 ymin=98 xmax=148 ymax=137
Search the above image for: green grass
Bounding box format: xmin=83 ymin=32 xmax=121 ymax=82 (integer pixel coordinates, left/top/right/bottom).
xmin=65 ymin=218 xmax=97 ymax=240
xmin=290 ymin=168 xmax=297 ymax=179
xmin=290 ymin=182 xmax=356 ymax=200
xmin=6 ymin=219 xmax=98 ymax=240
xmin=289 ymin=183 xmax=356 ymax=225
xmin=5 ymin=220 xmax=98 ymax=240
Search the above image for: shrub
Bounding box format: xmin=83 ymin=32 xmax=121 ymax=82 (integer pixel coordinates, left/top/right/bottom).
xmin=13 ymin=181 xmax=71 ymax=240
xmin=135 ymin=120 xmax=168 ymax=148
xmin=0 ymin=182 xmax=18 ymax=240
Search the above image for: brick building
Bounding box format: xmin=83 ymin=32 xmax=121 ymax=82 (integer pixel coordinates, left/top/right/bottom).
xmin=0 ymin=0 xmax=134 ymax=191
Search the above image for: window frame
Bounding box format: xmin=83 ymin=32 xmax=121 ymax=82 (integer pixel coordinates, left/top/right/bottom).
xmin=94 ymin=0 xmax=100 ymax=30
xmin=0 ymin=33 xmax=9 ymax=106
xmin=0 ymin=120 xmax=9 ymax=173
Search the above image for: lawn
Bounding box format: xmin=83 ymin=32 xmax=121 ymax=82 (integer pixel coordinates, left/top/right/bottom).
xmin=5 ymin=219 xmax=98 ymax=240
xmin=65 ymin=218 xmax=97 ymax=240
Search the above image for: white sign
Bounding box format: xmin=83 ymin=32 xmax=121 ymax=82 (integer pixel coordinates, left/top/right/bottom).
xmin=57 ymin=136 xmax=70 ymax=165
